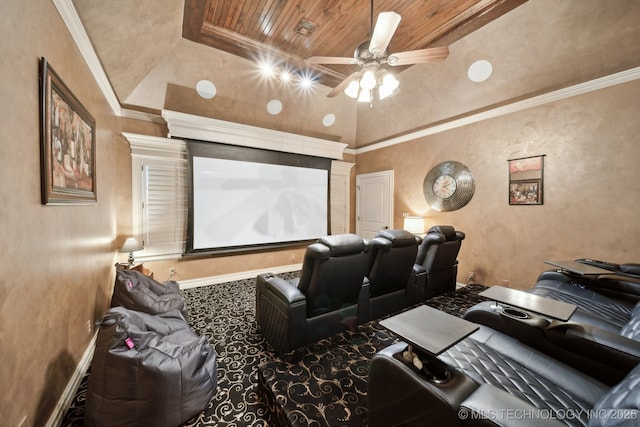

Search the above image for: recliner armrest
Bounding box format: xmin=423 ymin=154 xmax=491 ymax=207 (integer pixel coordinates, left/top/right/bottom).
xmin=461 ymin=384 xmax=565 ymax=427
xmin=593 ymin=276 xmax=640 ymax=301
xmin=413 ymin=264 xmax=427 ymax=275
xmin=546 ymin=321 xmax=640 ymax=360
xmin=263 ymin=276 xmax=305 ymax=304
xmin=368 ymin=342 xmax=477 ymax=427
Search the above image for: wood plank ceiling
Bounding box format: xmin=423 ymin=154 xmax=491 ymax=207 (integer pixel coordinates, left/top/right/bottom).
xmin=183 ymin=0 xmax=527 ymax=87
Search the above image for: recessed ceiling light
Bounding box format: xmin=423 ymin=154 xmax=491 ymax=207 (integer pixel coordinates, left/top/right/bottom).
xmin=196 ymin=80 xmax=217 ymax=99
xmin=259 ymin=61 xmax=276 ymax=77
xmin=267 ymin=99 xmax=283 ymax=115
xmin=322 ymin=114 xmax=336 ymax=127
xmin=280 ymin=70 xmax=292 ymax=83
xmin=296 ymin=73 xmax=316 ymax=92
xmin=467 ymin=60 xmax=493 ymax=82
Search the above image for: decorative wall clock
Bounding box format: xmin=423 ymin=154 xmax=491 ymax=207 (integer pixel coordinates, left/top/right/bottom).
xmin=423 ymin=161 xmax=475 ymax=212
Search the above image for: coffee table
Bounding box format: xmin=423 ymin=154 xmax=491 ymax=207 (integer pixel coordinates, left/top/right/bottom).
xmin=479 ymin=285 xmax=577 ymax=321
xmin=379 ymin=305 xmax=479 ymax=356
xmin=544 ymin=260 xmax=613 ymax=276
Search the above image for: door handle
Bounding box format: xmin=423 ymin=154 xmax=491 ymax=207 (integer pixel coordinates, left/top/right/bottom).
xmin=384 ymin=226 xmax=389 ymax=229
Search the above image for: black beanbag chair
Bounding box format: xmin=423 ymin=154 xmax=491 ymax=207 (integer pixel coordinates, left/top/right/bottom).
xmin=85 ymin=307 xmax=217 ymax=427
xmin=111 ymin=269 xmax=189 ymax=321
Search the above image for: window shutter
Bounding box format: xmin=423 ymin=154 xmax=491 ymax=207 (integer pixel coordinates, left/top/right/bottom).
xmin=142 ymin=161 xmax=188 ymax=254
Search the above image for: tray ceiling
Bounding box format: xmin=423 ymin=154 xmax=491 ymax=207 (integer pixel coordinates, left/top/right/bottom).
xmin=182 ymin=0 xmax=528 ymax=86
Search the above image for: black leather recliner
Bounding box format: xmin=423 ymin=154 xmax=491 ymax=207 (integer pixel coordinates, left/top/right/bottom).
xmin=367 ymin=229 xmax=422 ymax=319
xmin=413 ymin=225 xmax=465 ymax=300
xmin=529 ymin=270 xmax=640 ymax=338
xmin=463 ymin=300 xmax=640 ymax=385
xmin=368 ymin=325 xmax=640 ymax=427
xmin=256 ymin=234 xmax=371 ymax=355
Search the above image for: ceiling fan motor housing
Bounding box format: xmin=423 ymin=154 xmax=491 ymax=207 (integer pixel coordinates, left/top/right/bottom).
xmin=355 ymin=41 xmax=387 ymax=63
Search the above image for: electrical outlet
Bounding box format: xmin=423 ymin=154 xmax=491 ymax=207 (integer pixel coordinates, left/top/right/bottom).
xmin=502 ymin=279 xmax=510 ymax=288
xmin=169 ymin=267 xmax=176 ymax=277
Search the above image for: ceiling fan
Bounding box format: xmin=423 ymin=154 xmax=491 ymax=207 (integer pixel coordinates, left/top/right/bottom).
xmin=306 ymin=0 xmax=449 ymax=100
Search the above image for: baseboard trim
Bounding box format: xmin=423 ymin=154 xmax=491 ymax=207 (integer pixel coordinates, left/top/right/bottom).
xmin=177 ymin=263 xmax=303 ymax=289
xmin=46 ymin=332 xmax=98 ymax=427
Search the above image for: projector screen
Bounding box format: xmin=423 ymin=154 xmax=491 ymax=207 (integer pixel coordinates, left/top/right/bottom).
xmin=185 ymin=140 xmax=331 ymax=254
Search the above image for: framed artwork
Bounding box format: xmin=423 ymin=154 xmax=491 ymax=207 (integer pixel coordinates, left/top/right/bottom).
xmin=508 ymin=155 xmax=544 ymax=205
xmin=39 ymin=58 xmax=96 ymax=205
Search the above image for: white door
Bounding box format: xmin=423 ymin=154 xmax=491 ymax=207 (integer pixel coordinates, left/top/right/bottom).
xmin=356 ymin=170 xmax=394 ymax=239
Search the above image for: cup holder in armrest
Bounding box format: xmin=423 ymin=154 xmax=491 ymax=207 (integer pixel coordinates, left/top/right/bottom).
xmin=420 ymin=357 xmax=451 ymax=384
xmin=393 ymin=346 xmax=452 ymax=384
xmin=498 ymin=306 xmax=530 ymax=320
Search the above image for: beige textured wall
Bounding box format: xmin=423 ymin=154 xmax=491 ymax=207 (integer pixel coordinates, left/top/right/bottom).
xmin=0 ymin=1 xmax=120 ymax=425
xmin=2 ymin=1 xmax=638 ymax=425
xmin=355 ymin=80 xmax=640 ymax=289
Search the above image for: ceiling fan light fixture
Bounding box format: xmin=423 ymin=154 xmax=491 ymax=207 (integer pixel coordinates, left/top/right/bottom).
xmin=360 ymin=69 xmax=377 ymax=90
xmin=378 ymin=74 xmax=398 ymax=99
xmin=381 ymin=71 xmax=399 ymax=90
xmin=357 ymin=89 xmax=372 ymax=103
xmin=344 ymin=80 xmax=360 ymax=98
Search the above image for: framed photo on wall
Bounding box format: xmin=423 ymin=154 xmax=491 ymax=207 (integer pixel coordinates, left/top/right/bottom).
xmin=508 ymin=155 xmax=544 ymax=205
xmin=39 ymin=58 xmax=96 ymax=205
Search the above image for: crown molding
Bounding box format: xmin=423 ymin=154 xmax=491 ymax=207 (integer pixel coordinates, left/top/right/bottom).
xmin=52 ymin=0 xmax=121 ymax=116
xmin=356 ymin=66 xmax=640 ymax=154
xmin=331 ymin=160 xmax=355 ymax=176
xmin=122 ymin=133 xmax=186 ymax=159
xmin=120 ymin=108 xmax=164 ymax=123
xmin=162 ymin=110 xmax=348 ymax=160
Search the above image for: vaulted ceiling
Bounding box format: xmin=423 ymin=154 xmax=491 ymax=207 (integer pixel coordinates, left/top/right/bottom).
xmin=71 ymin=0 xmax=640 ymax=148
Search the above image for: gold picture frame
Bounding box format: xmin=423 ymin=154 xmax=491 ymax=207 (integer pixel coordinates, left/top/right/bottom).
xmin=39 ymin=58 xmax=96 ymax=205
xmin=508 ymin=155 xmax=544 ymax=205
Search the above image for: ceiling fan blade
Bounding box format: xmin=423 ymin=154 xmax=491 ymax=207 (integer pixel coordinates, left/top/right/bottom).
xmin=369 ymin=11 xmax=401 ymax=57
xmin=306 ymin=56 xmax=356 ymax=65
xmin=387 ymin=47 xmax=450 ymax=66
xmin=327 ymin=72 xmax=359 ymax=98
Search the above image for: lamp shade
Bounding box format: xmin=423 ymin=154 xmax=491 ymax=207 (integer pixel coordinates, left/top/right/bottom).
xmin=119 ymin=237 xmax=143 ymax=253
xmin=403 ymin=216 xmax=425 ymax=235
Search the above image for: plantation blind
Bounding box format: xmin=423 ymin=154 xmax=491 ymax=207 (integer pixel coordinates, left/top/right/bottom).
xmin=141 ymin=161 xmax=188 ymax=254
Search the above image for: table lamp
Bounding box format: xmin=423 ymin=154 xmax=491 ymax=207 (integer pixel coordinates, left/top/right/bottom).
xmin=403 ymin=216 xmax=425 ymax=236
xmin=119 ymin=237 xmax=144 ymax=266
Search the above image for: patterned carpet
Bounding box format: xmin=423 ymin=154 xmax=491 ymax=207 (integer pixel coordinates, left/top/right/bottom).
xmin=61 ymin=276 xmax=487 ymax=426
